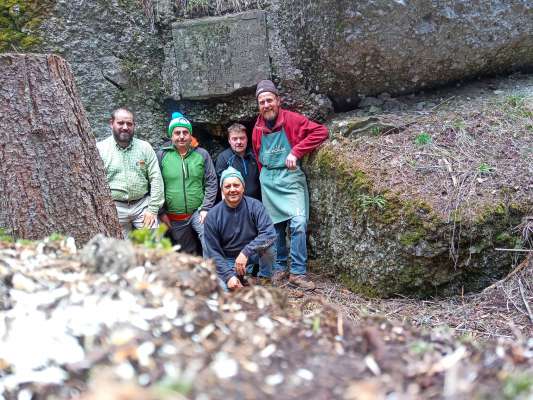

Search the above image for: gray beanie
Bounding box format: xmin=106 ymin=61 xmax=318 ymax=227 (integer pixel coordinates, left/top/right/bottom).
xmin=255 ymin=79 xmax=279 ymax=98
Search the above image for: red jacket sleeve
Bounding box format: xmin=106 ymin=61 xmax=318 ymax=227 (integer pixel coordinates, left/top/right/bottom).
xmin=283 ymin=110 xmax=329 ymax=159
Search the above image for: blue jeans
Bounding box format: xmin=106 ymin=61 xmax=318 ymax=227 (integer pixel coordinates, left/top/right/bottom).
xmin=190 ymin=210 xmax=205 ymax=256
xmin=274 ymin=215 xmax=307 ymax=275
xmin=218 ymin=244 xmax=276 ymax=291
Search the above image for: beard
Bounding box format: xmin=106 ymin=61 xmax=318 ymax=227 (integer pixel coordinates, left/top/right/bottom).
xmin=112 ymin=129 xmax=133 ymax=145
xmin=263 ymin=109 xmax=278 ymax=122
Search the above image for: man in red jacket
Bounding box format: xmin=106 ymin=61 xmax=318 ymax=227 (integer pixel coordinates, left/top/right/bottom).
xmin=252 ymin=80 xmax=329 ymax=290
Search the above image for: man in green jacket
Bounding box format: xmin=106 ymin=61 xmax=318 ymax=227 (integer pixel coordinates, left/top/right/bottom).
xmin=159 ymin=112 xmax=217 ymax=254
xmin=97 ymin=108 xmax=164 ymax=239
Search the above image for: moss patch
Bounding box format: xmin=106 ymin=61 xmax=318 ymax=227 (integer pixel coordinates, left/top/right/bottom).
xmin=339 ymin=272 xmax=381 ymax=298
xmin=0 ymin=0 xmax=53 ymax=52
xmin=307 ymin=140 xmax=528 ymax=297
xmin=399 ymin=230 xmax=425 ymax=246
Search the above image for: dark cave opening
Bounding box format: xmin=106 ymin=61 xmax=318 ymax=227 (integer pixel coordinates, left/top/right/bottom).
xmin=191 ymin=118 xmax=257 ymax=160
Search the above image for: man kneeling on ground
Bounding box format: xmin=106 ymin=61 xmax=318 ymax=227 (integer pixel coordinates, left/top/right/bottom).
xmin=204 ymin=167 xmax=276 ymax=291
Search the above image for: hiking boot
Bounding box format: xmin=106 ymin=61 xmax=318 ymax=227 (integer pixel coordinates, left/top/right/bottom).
xmin=288 ymin=274 xmax=316 ymax=291
xmin=271 ymin=271 xmax=289 ymax=287
xmin=249 ymin=276 xmax=271 ymax=286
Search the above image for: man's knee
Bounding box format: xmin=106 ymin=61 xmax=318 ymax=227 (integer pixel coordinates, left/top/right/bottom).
xmin=259 ymin=243 xmax=276 ymax=262
xmin=289 ymin=215 xmax=307 ymax=234
xmin=191 ymin=212 xmax=205 ymax=236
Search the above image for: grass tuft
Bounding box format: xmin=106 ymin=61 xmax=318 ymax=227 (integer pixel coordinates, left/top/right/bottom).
xmin=414 ymin=131 xmax=432 ymax=145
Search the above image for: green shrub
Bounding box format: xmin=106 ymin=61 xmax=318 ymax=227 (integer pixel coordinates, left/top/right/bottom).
xmin=129 ymin=225 xmax=172 ymax=250
xmin=0 ymin=228 xmax=13 ymax=242
xmin=478 ymin=162 xmax=493 ymax=174
xmin=358 ymin=194 xmax=387 ymax=211
xmin=502 ymin=372 xmax=533 ymax=399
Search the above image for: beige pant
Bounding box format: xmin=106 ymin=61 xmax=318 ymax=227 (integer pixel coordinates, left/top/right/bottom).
xmin=114 ymin=196 xmax=159 ymax=239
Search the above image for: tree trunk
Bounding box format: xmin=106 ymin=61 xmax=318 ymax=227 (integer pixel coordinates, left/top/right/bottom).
xmin=0 ymin=53 xmax=122 ymax=243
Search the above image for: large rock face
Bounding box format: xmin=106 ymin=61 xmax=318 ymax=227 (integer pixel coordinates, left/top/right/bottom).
xmin=29 ymin=1 xmax=533 ymax=143
xmin=38 ymin=0 xmax=167 ymax=145
xmin=304 ymin=77 xmax=532 ymax=297
xmin=273 ymin=0 xmax=533 ymax=109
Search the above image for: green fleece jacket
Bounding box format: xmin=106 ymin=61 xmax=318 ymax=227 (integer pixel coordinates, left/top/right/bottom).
xmin=158 ymin=145 xmax=218 ymax=214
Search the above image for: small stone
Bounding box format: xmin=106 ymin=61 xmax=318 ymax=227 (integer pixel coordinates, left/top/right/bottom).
xmin=368 ymin=105 xmax=382 ymax=114
xmin=257 ymin=316 xmax=274 ymax=333
xmin=17 ymin=389 xmax=32 ymax=400
xmin=115 ymin=362 xmax=136 ymax=380
xmin=265 ymin=373 xmax=284 ymax=386
xmin=136 ymin=341 xmax=155 ymax=366
xmin=296 ymin=368 xmax=314 ymax=381
xmin=12 ymin=274 xmax=36 ymax=292
xmin=260 ymin=344 xmax=276 ymax=358
xmin=211 ymin=353 xmax=238 ymax=379
xmin=79 ymin=235 xmax=135 ymax=274
xmin=110 ymin=328 xmax=136 ymax=346
xmin=138 ymin=373 xmax=151 ymax=386
xmin=241 ymin=360 xmax=259 ymax=373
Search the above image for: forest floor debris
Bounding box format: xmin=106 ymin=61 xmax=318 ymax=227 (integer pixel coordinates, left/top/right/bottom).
xmin=328 ymin=72 xmax=533 ymax=222
xmin=0 ymin=237 xmax=531 ymax=399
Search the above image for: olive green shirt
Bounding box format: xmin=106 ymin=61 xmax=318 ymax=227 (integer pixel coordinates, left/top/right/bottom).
xmin=97 ymin=136 xmax=164 ymax=214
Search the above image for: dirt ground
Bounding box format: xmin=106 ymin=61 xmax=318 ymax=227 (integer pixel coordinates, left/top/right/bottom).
xmin=298 ymin=256 xmax=533 ymax=340
xmin=0 ymin=239 xmax=532 ymax=399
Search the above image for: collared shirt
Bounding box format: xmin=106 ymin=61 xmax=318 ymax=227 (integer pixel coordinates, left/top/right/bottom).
xmin=97 ymin=136 xmax=164 ymax=214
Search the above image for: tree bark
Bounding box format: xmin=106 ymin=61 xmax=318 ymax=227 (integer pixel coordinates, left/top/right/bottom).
xmin=0 ymin=53 xmax=122 ymax=243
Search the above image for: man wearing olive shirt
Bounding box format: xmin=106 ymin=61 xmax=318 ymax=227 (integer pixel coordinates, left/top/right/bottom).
xmin=97 ymin=108 xmax=164 ymax=239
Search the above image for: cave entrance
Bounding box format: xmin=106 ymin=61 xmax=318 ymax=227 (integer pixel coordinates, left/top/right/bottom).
xmin=189 ymin=119 xmax=257 ymax=160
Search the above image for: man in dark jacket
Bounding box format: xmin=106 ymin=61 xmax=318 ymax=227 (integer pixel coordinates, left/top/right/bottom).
xmin=159 ymin=112 xmax=218 ymax=255
xmin=204 ymin=167 xmax=276 ymax=291
xmin=215 ymin=123 xmax=261 ymax=200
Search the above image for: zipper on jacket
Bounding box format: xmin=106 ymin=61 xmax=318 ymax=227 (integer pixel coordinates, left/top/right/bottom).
xmin=180 ymin=153 xmax=188 ymax=214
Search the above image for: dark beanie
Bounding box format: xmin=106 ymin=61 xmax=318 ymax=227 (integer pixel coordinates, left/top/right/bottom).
xmin=255 ymin=79 xmax=279 ymax=98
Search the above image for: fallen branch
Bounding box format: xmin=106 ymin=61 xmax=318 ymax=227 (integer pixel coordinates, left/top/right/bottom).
xmin=482 ymin=255 xmax=531 ymax=292
xmin=518 ymin=278 xmax=533 ymax=324
xmin=494 ymin=248 xmax=533 ymax=252
xmin=431 ymin=96 xmax=456 ymax=111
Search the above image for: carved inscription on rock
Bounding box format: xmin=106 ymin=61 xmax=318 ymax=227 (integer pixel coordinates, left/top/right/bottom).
xmin=172 ymin=10 xmax=270 ymax=99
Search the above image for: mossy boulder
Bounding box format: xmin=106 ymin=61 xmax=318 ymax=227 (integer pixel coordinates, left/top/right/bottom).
xmin=304 ymin=84 xmax=532 ymax=298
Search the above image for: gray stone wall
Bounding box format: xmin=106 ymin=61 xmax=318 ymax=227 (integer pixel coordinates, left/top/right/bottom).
xmin=38 ymin=0 xmax=167 ymax=145
xmin=171 ymin=11 xmax=270 ymax=99
xmin=273 ymin=0 xmax=533 ymax=109
xmin=34 ymin=0 xmax=533 ymax=144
